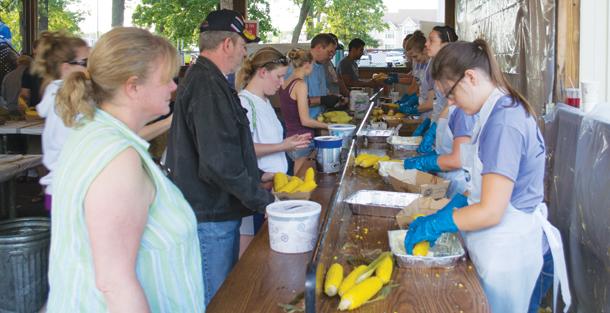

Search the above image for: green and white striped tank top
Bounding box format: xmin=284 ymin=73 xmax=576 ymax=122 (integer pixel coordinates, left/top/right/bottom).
xmin=46 ymin=109 xmax=205 ymax=312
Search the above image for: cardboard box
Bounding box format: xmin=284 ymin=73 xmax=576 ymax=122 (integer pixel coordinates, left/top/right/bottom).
xmin=395 ymin=197 xmax=451 ymax=228
xmin=388 ymin=168 xmax=450 ymax=199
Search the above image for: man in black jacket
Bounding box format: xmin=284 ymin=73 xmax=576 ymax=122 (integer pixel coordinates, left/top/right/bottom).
xmin=165 ymin=9 xmax=275 ymax=306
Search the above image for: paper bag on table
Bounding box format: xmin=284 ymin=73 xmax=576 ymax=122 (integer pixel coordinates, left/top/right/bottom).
xmin=396 ymin=197 xmax=450 ymax=229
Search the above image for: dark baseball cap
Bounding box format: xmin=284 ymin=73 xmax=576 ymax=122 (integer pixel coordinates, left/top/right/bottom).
xmin=199 ymin=9 xmax=260 ymax=43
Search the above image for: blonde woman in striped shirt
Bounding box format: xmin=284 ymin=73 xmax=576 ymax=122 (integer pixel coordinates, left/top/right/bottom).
xmin=46 ymin=27 xmax=205 ymax=312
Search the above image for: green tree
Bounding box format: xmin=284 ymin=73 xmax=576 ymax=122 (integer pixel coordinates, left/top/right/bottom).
xmin=0 ymin=0 xmax=83 ymax=52
xmin=132 ymin=0 xmax=278 ymax=50
xmin=293 ymin=0 xmax=387 ymax=47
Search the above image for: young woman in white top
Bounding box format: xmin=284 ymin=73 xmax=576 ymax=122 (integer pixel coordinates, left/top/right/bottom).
xmin=32 ymin=32 xmax=90 ymax=211
xmin=236 ymin=47 xmax=311 ymax=174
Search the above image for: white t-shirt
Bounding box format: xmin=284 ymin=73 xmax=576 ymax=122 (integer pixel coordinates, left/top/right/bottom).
xmin=37 ymin=80 xmax=71 ymax=194
xmin=238 ymin=89 xmax=288 ymax=173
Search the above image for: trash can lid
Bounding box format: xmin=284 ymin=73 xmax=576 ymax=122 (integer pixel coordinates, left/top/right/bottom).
xmin=0 ymin=218 xmax=50 ymax=244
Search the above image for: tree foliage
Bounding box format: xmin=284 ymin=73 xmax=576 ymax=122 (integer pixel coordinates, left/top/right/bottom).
xmin=132 ymin=0 xmax=278 ymax=50
xmin=0 ymin=0 xmax=83 ymax=52
xmin=293 ymin=0 xmax=387 ymax=47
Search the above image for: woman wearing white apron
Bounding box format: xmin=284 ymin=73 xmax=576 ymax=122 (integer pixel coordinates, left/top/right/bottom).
xmin=404 ymin=39 xmax=571 ymax=313
xmin=403 ymin=104 xmax=475 ymax=197
xmin=399 ymin=31 xmax=432 ymax=119
xmin=416 ymin=26 xmax=459 ymax=154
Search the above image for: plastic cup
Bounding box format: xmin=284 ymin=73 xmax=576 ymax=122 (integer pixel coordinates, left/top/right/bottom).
xmin=565 ymin=87 xmax=581 ymax=108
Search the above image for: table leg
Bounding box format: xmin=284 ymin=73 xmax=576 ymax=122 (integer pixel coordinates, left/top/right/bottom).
xmin=8 ymin=179 xmax=15 ymax=219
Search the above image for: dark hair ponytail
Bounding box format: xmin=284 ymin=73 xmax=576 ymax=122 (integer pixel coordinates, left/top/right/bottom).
xmin=432 ymin=26 xmax=459 ymax=43
xmin=431 ymin=39 xmax=535 ymax=116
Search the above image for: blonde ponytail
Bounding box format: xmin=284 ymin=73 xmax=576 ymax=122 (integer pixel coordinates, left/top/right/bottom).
xmin=235 ymin=57 xmax=255 ymax=91
xmin=236 ymin=47 xmax=287 ymax=91
xmin=56 ymin=71 xmax=95 ymax=127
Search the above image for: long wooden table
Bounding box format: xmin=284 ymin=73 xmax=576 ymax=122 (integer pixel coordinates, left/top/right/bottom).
xmin=207 ymin=164 xmax=489 ymax=312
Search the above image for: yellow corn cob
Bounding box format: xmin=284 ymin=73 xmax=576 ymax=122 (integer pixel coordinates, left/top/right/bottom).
xmin=305 ymin=167 xmax=315 ymax=183
xmin=413 ymin=241 xmax=430 ymax=256
xmin=373 ymin=156 xmax=391 ymax=170
xmin=324 ymin=263 xmax=344 ymax=297
xmin=278 ymin=177 xmax=303 ymax=193
xmin=273 ymin=173 xmax=289 ymax=191
xmin=354 ymin=153 xmax=371 ymax=165
xmin=294 ymin=181 xmax=317 ymax=192
xmin=375 ymin=255 xmax=393 ymax=284
xmin=359 ymin=155 xmax=381 ymax=168
xmin=338 ymin=276 xmax=384 ymax=311
xmin=338 ymin=265 xmax=368 ymax=296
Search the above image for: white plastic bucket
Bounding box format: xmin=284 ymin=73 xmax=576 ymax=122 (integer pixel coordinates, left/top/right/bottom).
xmin=328 ymin=124 xmax=357 ymax=148
xmin=266 ymin=200 xmax=322 ymax=254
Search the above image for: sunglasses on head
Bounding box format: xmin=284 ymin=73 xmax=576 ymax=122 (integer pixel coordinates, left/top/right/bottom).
xmin=67 ymin=58 xmax=87 ymax=67
xmin=262 ymin=56 xmax=289 ymax=67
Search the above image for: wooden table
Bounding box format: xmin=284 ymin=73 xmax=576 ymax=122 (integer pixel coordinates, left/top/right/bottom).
xmin=0 ymin=120 xmax=44 ymax=135
xmin=207 ymin=164 xmax=489 ymax=313
xmin=0 ymin=154 xmax=43 ymax=218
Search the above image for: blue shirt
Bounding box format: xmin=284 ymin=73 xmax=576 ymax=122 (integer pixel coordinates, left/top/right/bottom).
xmin=0 ymin=22 xmax=11 ymax=42
xmin=448 ymin=107 xmax=476 ymax=138
xmin=478 ymin=96 xmax=546 ymax=212
xmin=286 ymin=63 xmax=327 ymax=118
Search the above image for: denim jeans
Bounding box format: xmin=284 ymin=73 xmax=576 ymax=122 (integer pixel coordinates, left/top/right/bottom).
xmin=197 ymin=219 xmax=242 ymax=306
xmin=528 ymin=250 xmax=554 ymax=313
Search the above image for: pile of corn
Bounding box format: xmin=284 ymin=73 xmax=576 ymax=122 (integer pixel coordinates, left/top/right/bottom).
xmin=324 ymin=252 xmax=394 ymax=311
xmin=273 ymin=167 xmax=317 ymax=193
xmin=317 ymin=111 xmax=353 ymax=124
xmin=354 ymin=154 xmax=390 ymax=169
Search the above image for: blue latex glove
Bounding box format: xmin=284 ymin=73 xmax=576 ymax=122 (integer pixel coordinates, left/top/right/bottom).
xmin=403 ymin=154 xmax=441 ymax=172
xmin=412 ymin=117 xmax=431 ymax=136
xmin=404 ymin=207 xmax=458 ymax=254
xmin=398 ymin=102 xmax=420 ymax=115
xmin=438 ymin=193 xmax=469 ymax=214
xmin=384 ymin=73 xmax=399 ymax=84
xmin=417 ymin=122 xmax=437 ymax=154
xmin=396 ymin=93 xmax=417 ymax=105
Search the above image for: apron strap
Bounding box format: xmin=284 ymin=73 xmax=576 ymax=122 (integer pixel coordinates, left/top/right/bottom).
xmin=534 ymin=208 xmax=572 ymax=312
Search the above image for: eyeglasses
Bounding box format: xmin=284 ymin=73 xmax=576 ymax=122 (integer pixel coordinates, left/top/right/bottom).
xmin=444 ymin=74 xmax=464 ymax=100
xmin=67 ymin=58 xmax=87 ymax=67
xmin=262 ymin=56 xmax=289 ymax=67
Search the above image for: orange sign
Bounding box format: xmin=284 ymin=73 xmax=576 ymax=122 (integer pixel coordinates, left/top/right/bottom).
xmin=244 ymin=20 xmax=259 ymax=39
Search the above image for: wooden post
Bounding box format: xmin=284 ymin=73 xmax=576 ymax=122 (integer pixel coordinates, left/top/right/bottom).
xmin=234 ymin=0 xmax=247 ymax=18
xmin=445 ymin=0 xmax=455 ymax=28
xmin=555 ymin=0 xmax=580 ymax=101
xmin=22 ymin=0 xmax=38 ymax=56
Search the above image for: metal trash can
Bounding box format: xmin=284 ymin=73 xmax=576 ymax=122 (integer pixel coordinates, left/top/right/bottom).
xmin=0 ymin=218 xmax=50 ymax=313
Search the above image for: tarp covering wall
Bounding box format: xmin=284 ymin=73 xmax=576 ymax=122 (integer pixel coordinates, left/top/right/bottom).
xmin=455 ymin=0 xmax=555 ymax=115
xmin=544 ymin=104 xmax=610 ymax=312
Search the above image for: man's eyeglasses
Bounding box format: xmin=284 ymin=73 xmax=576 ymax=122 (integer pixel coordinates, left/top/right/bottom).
xmin=444 ymin=74 xmax=464 ymax=100
xmin=262 ymin=56 xmax=288 ymax=67
xmin=67 ymin=58 xmax=87 ymax=67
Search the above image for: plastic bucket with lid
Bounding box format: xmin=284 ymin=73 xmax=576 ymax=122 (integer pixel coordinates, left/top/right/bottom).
xmin=266 ymin=200 xmax=322 ymax=254
xmin=328 ymin=124 xmax=357 ymax=149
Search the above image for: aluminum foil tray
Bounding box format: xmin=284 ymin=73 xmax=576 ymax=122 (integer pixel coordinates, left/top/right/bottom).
xmin=388 ymin=229 xmax=465 ymax=268
xmin=364 ymin=129 xmax=395 ymax=143
xmin=387 ymin=136 xmax=422 ymax=151
xmin=345 ymin=190 xmax=420 ymax=218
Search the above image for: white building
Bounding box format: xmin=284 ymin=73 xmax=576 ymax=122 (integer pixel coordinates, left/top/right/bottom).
xmin=371 ymin=9 xmax=439 ymax=49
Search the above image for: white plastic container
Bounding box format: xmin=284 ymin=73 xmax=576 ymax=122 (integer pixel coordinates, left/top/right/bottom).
xmin=266 ymin=200 xmax=322 ymax=254
xmin=328 ymin=124 xmax=357 ymax=148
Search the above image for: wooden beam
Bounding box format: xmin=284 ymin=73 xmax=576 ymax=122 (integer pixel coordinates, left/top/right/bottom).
xmin=22 ymin=0 xmax=38 ymax=56
xmin=445 ymin=0 xmax=455 ymax=28
xmin=234 ymin=0 xmax=247 ymax=18
xmin=555 ymin=0 xmax=580 ymax=102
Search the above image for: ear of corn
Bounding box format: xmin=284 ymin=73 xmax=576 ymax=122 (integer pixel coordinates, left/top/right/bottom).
xmin=359 ymin=155 xmax=381 ymax=168
xmin=324 ymin=263 xmax=344 ymax=297
xmin=338 ymin=265 xmax=368 ymax=296
xmin=304 ymin=167 xmax=315 ymax=183
xmin=413 ymin=241 xmax=430 ymax=256
xmin=294 ymin=181 xmax=317 ymax=192
xmin=273 ymin=173 xmax=289 ymax=191
xmin=338 ymin=276 xmax=384 ymax=311
xmin=278 ymin=177 xmax=302 ymax=193
xmin=355 ymin=251 xmax=392 ymax=284
xmin=375 ymin=255 xmax=393 ymax=284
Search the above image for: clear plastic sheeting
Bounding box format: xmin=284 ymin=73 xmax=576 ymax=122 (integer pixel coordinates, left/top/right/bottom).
xmin=544 ymin=103 xmax=610 ymax=312
xmin=456 ymin=0 xmax=555 ymax=115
